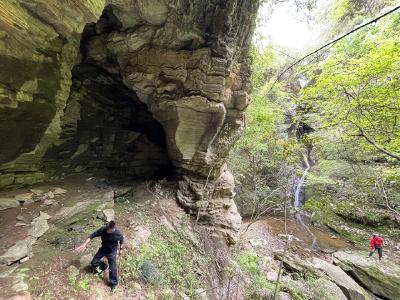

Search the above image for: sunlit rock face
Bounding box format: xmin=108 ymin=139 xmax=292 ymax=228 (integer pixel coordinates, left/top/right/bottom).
xmin=0 ymin=0 xmax=259 ymax=242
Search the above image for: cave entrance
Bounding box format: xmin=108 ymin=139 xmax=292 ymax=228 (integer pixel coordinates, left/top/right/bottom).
xmin=44 ymin=62 xmax=174 ymax=181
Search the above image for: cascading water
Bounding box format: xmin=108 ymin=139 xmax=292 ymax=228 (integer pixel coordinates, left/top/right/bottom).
xmin=294 ymin=152 xmax=311 ymax=208
xmin=294 ymin=150 xmax=318 ymax=250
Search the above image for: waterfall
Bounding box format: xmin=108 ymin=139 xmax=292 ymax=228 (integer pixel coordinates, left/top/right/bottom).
xmin=294 ymin=152 xmax=311 ymax=208
xmin=293 ymin=150 xmax=317 ymax=250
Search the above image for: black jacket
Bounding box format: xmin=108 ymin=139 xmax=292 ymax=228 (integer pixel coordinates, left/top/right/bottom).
xmin=89 ymin=226 xmax=124 ymax=253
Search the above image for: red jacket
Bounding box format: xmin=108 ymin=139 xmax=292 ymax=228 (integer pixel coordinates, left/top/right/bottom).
xmin=370 ymin=236 xmax=384 ymax=248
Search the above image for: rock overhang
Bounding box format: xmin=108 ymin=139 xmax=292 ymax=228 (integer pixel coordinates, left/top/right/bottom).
xmin=0 ymin=0 xmax=260 ymax=242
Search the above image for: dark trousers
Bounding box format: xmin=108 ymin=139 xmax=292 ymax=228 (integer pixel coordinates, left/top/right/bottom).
xmin=369 ymin=245 xmax=383 ymax=259
xmin=91 ymin=247 xmax=118 ymax=287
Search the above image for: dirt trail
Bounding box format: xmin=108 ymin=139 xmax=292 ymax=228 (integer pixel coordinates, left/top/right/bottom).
xmin=0 ymin=176 xmax=182 ymax=299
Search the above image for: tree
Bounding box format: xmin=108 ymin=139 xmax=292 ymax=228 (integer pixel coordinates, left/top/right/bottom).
xmin=300 ymin=13 xmax=400 ymax=162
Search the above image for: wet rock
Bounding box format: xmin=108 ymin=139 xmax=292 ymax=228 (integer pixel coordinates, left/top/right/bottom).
xmin=0 ymin=198 xmax=20 ymax=210
xmin=0 ymin=237 xmax=35 ymax=265
xmin=309 ymin=278 xmax=347 ymax=300
xmin=311 ymin=257 xmax=372 ymax=300
xmin=334 ymin=251 xmax=400 ymax=300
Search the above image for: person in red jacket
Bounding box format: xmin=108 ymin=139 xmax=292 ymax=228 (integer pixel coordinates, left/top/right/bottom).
xmin=368 ymin=233 xmax=384 ymax=260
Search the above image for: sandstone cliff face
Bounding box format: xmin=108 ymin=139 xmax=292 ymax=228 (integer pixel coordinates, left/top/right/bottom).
xmin=0 ymin=0 xmax=259 ymax=242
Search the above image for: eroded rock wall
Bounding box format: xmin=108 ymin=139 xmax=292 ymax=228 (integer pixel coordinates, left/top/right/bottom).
xmin=0 ymin=0 xmax=259 ymax=242
xmin=0 ymin=0 xmax=106 ymax=186
xmin=82 ymin=1 xmax=258 ymax=241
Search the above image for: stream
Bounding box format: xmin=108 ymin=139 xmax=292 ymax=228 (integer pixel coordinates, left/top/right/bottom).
xmin=250 ymin=216 xmax=351 ymax=251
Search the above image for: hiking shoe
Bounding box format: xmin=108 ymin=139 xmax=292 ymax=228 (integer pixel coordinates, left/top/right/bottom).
xmin=110 ymin=286 xmax=117 ymax=293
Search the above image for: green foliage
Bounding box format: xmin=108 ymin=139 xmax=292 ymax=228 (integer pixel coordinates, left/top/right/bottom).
xmin=280 ymin=281 xmax=308 ymax=300
xmin=76 ymin=275 xmax=91 ymax=290
xmin=68 ymin=271 xmax=90 ymax=291
xmin=16 ymin=268 xmax=29 ymax=282
xmin=230 ymin=45 xmax=302 ymax=216
xmin=236 ymin=251 xmax=274 ymax=295
xmin=300 ymin=13 xmax=400 ymax=162
xmin=141 ymin=260 xmax=161 ymax=285
xmin=122 ymin=229 xmax=199 ymax=296
xmin=68 ymin=272 xmax=77 ymax=286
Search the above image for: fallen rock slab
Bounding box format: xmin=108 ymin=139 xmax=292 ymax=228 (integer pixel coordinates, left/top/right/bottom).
xmin=309 ymin=278 xmax=347 ymax=300
xmin=52 ymin=202 xmax=92 ymax=224
xmin=15 ymin=193 xmax=34 ymax=205
xmin=334 ymin=251 xmax=400 ymax=300
xmin=53 ymin=187 xmax=67 ymax=195
xmin=0 ymin=198 xmax=20 ymax=210
xmin=30 ymin=189 xmax=44 ymax=195
xmin=0 ymin=264 xmax=18 ymax=278
xmin=28 ymin=218 xmax=49 ymax=238
xmin=38 ymin=211 xmax=51 ymax=220
xmin=312 ymin=257 xmax=372 ymax=300
xmin=43 ymin=199 xmax=55 ymax=206
xmin=0 ymin=237 xmax=35 ymax=265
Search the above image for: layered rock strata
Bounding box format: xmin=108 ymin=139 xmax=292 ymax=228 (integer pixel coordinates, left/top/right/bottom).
xmin=0 ymin=1 xmax=259 ymax=242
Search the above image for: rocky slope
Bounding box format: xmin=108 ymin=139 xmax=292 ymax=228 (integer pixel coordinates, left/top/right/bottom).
xmin=0 ymin=0 xmax=260 ymax=241
xmin=1 ymin=177 xmax=399 ymax=300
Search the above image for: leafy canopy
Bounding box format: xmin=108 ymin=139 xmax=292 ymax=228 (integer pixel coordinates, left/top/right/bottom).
xmin=300 ymin=13 xmax=400 ymax=161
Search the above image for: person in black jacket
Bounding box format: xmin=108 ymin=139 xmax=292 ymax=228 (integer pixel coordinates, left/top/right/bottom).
xmin=75 ymin=221 xmax=124 ymax=291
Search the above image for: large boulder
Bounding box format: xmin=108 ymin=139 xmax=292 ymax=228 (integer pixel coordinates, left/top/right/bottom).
xmin=311 ymin=257 xmax=372 ymax=300
xmin=309 ymin=278 xmax=348 ymax=300
xmin=28 ymin=212 xmax=51 ymax=238
xmin=333 ymin=251 xmax=400 ymax=300
xmin=53 ymin=190 xmax=114 ymax=225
